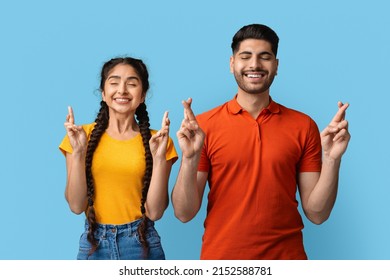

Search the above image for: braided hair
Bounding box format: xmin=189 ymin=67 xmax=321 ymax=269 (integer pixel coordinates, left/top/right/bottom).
xmin=85 ymin=57 xmax=152 ymax=255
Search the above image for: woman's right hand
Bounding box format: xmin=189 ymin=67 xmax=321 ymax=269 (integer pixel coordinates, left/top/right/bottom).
xmin=64 ymin=106 xmax=87 ymax=154
xmin=176 ymin=98 xmax=205 ymax=159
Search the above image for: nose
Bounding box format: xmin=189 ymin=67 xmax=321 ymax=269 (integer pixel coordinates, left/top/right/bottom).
xmin=118 ymin=82 xmax=128 ymax=94
xmin=249 ymin=56 xmax=262 ymax=69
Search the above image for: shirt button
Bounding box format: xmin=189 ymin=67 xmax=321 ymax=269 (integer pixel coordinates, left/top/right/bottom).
xmin=111 ymin=228 xmax=116 ymax=233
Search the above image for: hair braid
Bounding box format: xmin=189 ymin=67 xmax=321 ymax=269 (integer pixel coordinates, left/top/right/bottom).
xmin=135 ymin=102 xmax=153 ymax=252
xmin=85 ymin=101 xmax=109 ymax=255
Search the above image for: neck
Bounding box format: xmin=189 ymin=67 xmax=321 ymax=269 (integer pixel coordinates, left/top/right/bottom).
xmin=236 ymin=90 xmax=270 ymax=119
xmin=106 ymin=113 xmax=139 ymax=139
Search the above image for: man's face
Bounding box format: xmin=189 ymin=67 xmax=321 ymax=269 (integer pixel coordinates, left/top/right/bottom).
xmin=230 ymin=39 xmax=279 ymax=95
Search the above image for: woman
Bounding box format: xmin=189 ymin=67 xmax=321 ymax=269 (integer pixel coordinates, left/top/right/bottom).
xmin=59 ymin=57 xmax=177 ymax=260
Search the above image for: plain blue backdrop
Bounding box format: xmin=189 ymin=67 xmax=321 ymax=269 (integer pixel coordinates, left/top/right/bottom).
xmin=0 ymin=0 xmax=389 ymax=259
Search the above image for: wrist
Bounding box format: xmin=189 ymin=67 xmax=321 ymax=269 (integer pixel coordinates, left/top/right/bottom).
xmin=72 ymin=150 xmax=86 ymax=160
xmin=181 ymin=154 xmax=200 ymax=168
xmin=152 ymin=156 xmax=167 ymax=164
xmin=322 ymin=156 xmax=341 ymax=167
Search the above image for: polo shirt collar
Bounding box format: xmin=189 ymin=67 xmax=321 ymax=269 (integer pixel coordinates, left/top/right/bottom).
xmin=227 ymin=94 xmax=280 ymax=115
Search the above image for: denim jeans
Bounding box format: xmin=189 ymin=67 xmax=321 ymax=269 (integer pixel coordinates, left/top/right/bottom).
xmin=77 ymin=219 xmax=165 ymax=260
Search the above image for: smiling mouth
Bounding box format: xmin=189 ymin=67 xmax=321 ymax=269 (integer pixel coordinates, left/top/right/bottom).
xmin=244 ymin=71 xmax=266 ymax=78
xmin=114 ymin=98 xmax=131 ymax=103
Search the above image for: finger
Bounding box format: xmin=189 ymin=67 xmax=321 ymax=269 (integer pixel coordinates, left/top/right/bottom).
xmin=331 ymin=102 xmax=349 ymax=123
xmin=182 ymin=98 xmax=192 ymax=120
xmin=67 ymin=124 xmax=83 ymax=134
xmin=177 ymin=127 xmax=193 ymax=140
xmin=65 ymin=125 xmax=77 ymax=136
xmin=161 ymin=111 xmax=169 ymax=128
xmin=181 ymin=118 xmax=199 ymax=131
xmin=179 ymin=118 xmax=187 ymax=129
xmin=333 ymin=129 xmax=350 ymax=142
xmin=320 ymin=125 xmax=337 ymax=138
xmin=338 ymin=101 xmax=347 ymax=120
xmin=325 ymin=120 xmax=348 ymax=135
xmin=68 ymin=106 xmax=75 ymax=124
xmin=156 ymin=126 xmax=169 ymax=139
xmin=182 ymin=129 xmax=193 ymax=139
xmin=150 ymin=132 xmax=160 ymax=143
xmin=182 ymin=98 xmax=197 ymax=121
xmin=64 ymin=123 xmax=73 ymax=133
xmin=71 ymin=125 xmax=82 ymax=133
xmin=337 ymin=119 xmax=349 ymax=130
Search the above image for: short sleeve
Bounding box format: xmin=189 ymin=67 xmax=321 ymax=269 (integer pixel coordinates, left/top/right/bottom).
xmin=298 ymin=118 xmax=322 ymax=172
xmin=198 ymin=145 xmax=210 ymax=172
xmin=59 ymin=134 xmax=72 ymax=156
xmin=166 ymin=136 xmax=178 ymax=164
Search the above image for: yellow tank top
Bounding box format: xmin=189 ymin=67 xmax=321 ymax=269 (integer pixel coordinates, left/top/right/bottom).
xmin=59 ymin=123 xmax=178 ymax=224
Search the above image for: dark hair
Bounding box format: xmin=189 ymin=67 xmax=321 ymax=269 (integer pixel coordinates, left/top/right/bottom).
xmin=85 ymin=57 xmax=153 ymax=256
xmin=231 ymin=24 xmax=279 ymax=57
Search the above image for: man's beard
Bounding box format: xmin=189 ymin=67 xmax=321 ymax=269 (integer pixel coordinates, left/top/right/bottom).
xmin=233 ymin=70 xmax=275 ymax=94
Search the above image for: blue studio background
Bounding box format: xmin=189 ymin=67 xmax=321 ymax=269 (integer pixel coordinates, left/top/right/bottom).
xmin=0 ymin=0 xmax=389 ymax=259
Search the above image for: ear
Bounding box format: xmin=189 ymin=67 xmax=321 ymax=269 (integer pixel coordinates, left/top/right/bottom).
xmin=275 ymin=58 xmax=279 ymax=75
xmin=101 ymin=91 xmax=106 ymax=102
xmin=141 ymin=92 xmax=146 ymax=103
xmin=229 ymin=56 xmax=234 ymax=73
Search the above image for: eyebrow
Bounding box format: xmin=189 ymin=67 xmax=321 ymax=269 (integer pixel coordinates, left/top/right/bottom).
xmin=238 ymin=51 xmax=274 ymax=56
xmin=107 ymin=75 xmax=140 ymax=81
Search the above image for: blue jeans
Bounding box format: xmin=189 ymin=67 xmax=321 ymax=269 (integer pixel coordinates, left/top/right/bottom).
xmin=77 ymin=219 xmax=165 ymax=260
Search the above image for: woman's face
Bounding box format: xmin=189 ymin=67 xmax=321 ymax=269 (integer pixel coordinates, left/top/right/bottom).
xmin=102 ymin=63 xmax=145 ymax=117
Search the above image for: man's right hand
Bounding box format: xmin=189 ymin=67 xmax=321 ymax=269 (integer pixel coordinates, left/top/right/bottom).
xmin=176 ymin=98 xmax=205 ymax=159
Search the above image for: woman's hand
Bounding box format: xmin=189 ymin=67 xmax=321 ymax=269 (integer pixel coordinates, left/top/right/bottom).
xmin=150 ymin=111 xmax=170 ymax=160
xmin=64 ymin=106 xmax=87 ymax=154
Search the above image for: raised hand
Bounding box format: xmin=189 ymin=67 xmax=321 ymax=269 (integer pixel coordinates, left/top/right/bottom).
xmin=320 ymin=101 xmax=351 ymax=160
xmin=64 ymin=106 xmax=87 ymax=154
xmin=176 ymin=98 xmax=205 ymax=158
xmin=149 ymin=111 xmax=170 ymax=159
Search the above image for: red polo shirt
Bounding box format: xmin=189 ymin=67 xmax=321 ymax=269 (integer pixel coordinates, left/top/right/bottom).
xmin=197 ymin=96 xmax=322 ymax=259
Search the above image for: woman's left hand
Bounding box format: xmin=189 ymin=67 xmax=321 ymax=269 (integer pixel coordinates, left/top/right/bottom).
xmin=150 ymin=111 xmax=170 ymax=160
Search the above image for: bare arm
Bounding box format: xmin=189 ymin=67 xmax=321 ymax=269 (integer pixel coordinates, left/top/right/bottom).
xmin=173 ymin=161 xmax=208 ymax=222
xmin=145 ymin=158 xmax=173 ymax=221
xmin=64 ymin=106 xmax=88 ymax=214
xmin=65 ymin=152 xmax=88 ymax=214
xmin=299 ymin=102 xmax=351 ymax=224
xmin=172 ymin=98 xmax=207 ymax=222
xmin=146 ymin=111 xmax=174 ymax=221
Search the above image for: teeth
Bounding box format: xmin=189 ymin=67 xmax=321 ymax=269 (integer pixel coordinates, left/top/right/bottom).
xmin=115 ymin=98 xmax=129 ymax=102
xmin=247 ymin=74 xmax=262 ymax=78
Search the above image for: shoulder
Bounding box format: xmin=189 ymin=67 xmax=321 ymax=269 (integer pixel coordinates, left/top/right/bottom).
xmin=81 ymin=123 xmax=97 ymax=137
xmin=196 ymin=102 xmax=229 ymax=124
xmin=271 ymin=101 xmax=320 ymax=136
xmin=277 ymin=102 xmax=316 ymax=124
xmin=277 ymin=103 xmax=308 ymax=117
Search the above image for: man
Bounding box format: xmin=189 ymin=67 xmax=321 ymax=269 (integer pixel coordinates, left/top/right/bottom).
xmin=172 ymin=24 xmax=350 ymax=259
